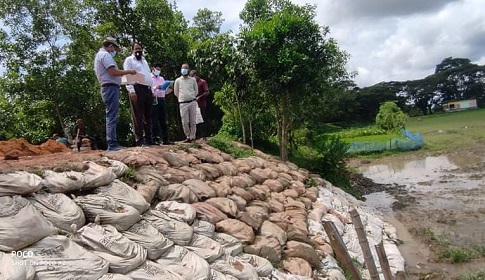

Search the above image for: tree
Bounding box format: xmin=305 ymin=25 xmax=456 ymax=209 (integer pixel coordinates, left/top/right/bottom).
xmin=375 ymin=101 xmax=408 ymax=132
xmin=239 ymin=0 xmax=350 ymax=160
xmin=189 ymin=8 xmax=224 ymax=42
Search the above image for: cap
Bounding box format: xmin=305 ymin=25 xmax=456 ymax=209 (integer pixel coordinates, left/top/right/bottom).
xmin=104 ymin=37 xmax=121 ymax=51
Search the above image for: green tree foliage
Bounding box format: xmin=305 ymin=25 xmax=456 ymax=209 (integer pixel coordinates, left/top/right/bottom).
xmin=375 ymin=101 xmax=408 ymax=132
xmin=239 ymin=0 xmax=350 ymax=160
xmin=189 ymin=8 xmax=224 ymax=42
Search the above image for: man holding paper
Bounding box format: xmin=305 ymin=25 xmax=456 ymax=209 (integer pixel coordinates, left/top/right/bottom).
xmin=123 ymin=42 xmax=154 ymax=147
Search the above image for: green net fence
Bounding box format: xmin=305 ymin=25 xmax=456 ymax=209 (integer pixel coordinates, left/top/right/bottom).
xmin=347 ymin=129 xmax=424 ymax=154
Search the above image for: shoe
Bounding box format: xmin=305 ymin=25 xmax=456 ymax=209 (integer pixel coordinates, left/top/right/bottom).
xmin=183 ymin=139 xmax=192 ymax=143
xmin=107 ymin=145 xmax=125 ymax=152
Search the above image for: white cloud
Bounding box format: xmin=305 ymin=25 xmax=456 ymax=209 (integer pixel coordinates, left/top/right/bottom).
xmin=176 ymin=0 xmax=485 ymax=87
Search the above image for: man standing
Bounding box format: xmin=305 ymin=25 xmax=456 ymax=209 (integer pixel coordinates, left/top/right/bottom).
xmin=123 ymin=42 xmax=154 ymax=147
xmin=174 ymin=64 xmax=198 ymax=143
xmin=189 ymin=69 xmax=209 ymax=139
xmin=151 ymin=62 xmax=172 ymax=145
xmin=94 ymin=37 xmax=136 ymax=151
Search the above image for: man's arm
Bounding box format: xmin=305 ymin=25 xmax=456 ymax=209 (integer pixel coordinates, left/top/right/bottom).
xmin=199 ymin=80 xmax=209 ymax=98
xmin=174 ymin=79 xmax=180 ymax=98
xmin=194 ymin=79 xmax=199 ymax=99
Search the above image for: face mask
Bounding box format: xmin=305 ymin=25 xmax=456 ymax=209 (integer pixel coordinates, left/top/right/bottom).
xmin=134 ymin=51 xmax=143 ymax=60
xmin=181 ymin=68 xmax=189 ymax=76
xmin=110 ymin=51 xmax=116 ymax=57
xmin=153 ymin=69 xmax=160 ymax=76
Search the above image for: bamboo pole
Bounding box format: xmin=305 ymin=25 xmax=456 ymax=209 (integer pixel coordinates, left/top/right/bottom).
xmin=323 ymin=221 xmax=362 ymax=280
xmin=349 ymin=209 xmax=380 ymax=280
xmin=375 ymin=241 xmax=392 ymax=280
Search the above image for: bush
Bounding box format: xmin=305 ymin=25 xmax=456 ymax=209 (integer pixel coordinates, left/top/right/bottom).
xmin=207 ymin=134 xmax=255 ymax=159
xmin=375 ymin=101 xmax=408 ymax=132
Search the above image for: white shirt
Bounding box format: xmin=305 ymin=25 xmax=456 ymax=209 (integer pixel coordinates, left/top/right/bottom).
xmin=123 ymin=55 xmax=153 ymax=92
xmin=174 ymin=76 xmax=198 ymax=102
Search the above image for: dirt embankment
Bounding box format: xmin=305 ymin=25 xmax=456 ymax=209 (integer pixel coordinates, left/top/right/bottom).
xmin=0 ymin=138 xmax=70 ymax=158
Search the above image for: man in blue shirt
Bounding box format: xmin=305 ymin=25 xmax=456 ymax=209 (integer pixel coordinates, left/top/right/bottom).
xmin=94 ymin=37 xmax=136 ymax=151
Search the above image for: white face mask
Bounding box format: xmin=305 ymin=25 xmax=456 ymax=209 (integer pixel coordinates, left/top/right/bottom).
xmin=153 ymin=69 xmax=160 ymax=76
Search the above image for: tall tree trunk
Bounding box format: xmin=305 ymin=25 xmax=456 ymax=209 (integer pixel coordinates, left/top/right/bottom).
xmin=280 ymin=91 xmax=289 ymax=161
xmin=274 ymin=98 xmax=282 ymax=157
xmin=235 ymin=91 xmax=246 ymax=144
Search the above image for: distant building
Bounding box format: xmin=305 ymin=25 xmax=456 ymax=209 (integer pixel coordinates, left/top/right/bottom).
xmin=442 ymin=98 xmax=478 ymax=112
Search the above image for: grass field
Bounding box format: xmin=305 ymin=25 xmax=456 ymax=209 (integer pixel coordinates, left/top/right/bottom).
xmin=341 ymin=108 xmax=485 ymax=154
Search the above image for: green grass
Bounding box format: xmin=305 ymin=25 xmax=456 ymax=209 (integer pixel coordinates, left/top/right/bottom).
xmin=458 ymin=270 xmax=485 ymax=280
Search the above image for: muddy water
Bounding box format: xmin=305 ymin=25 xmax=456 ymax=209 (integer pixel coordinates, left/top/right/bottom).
xmin=359 ymin=154 xmax=485 ymax=278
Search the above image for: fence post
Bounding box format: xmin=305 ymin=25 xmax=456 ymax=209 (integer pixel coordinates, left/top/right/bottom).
xmin=349 ymin=209 xmax=380 ymax=280
xmin=375 ymin=241 xmax=392 ymax=280
xmin=323 ymin=221 xmax=362 ymax=280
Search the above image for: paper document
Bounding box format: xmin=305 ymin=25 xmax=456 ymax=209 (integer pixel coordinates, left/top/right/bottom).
xmin=121 ymin=73 xmax=145 ymax=85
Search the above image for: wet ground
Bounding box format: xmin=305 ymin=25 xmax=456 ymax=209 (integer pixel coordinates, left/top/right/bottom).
xmin=357 ymin=153 xmax=485 ymax=279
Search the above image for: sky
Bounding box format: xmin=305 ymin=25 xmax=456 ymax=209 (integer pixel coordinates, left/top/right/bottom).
xmin=175 ymin=0 xmax=485 ymax=87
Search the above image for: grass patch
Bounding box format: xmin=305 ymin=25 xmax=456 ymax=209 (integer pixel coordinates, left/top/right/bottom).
xmin=120 ymin=166 xmax=141 ymax=185
xmin=458 ymin=270 xmax=485 ymax=280
xmin=207 ymin=135 xmax=255 ymax=159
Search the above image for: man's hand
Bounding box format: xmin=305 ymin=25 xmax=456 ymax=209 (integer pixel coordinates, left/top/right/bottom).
xmin=130 ymin=70 xmax=136 ymax=75
xmin=129 ymin=92 xmax=137 ymax=103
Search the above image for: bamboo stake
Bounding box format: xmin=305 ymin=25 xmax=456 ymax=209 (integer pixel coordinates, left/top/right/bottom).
xmin=375 ymin=241 xmax=392 ymax=280
xmin=323 ymin=221 xmax=362 ymax=280
xmin=349 ymin=209 xmax=380 ymax=280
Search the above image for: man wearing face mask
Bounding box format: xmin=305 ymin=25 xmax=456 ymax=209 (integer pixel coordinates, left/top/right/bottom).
xmin=151 ymin=62 xmax=173 ymax=145
xmin=94 ymin=37 xmax=136 ymax=151
xmin=174 ymin=64 xmax=198 ymax=143
xmin=123 ymin=42 xmax=154 ymax=147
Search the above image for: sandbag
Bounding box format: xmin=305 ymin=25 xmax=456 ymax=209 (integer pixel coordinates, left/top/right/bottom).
xmin=260 ymin=221 xmax=287 ymax=245
xmin=282 ymin=257 xmax=312 ymax=278
xmin=210 ymin=255 xmax=259 ymax=280
xmin=42 ymin=170 xmax=84 ymax=193
xmin=208 ymin=181 xmax=232 ymax=197
xmin=126 ymin=260 xmax=184 ymax=280
xmin=0 ymin=171 xmax=43 ymax=196
xmin=157 ymin=183 xmax=198 ymax=203
xmin=99 ymin=158 xmax=130 ymax=177
xmin=210 ymin=269 xmax=238 ymax=280
xmin=192 ymin=219 xmax=216 ymax=238
xmin=161 ymin=151 xmax=190 ymax=167
xmin=238 ymin=253 xmax=274 ymax=277
xmin=186 ymin=233 xmax=224 ymax=263
xmin=154 ymin=201 xmax=196 ymax=225
xmin=82 ymin=161 xmax=117 ymax=189
xmin=75 ymin=223 xmax=147 ymax=274
xmin=192 ymin=202 xmax=228 ymax=224
xmin=213 ymin=232 xmax=243 ymax=257
xmin=0 ymin=251 xmax=35 ymax=280
xmin=136 ymin=166 xmax=169 ymax=203
xmin=216 ymin=219 xmax=255 ymax=244
xmin=27 ymin=192 xmax=85 ymax=232
xmin=0 ymin=195 xmax=55 ymax=251
xmin=92 ymin=180 xmax=150 ymax=214
xmin=22 ymin=235 xmax=109 ymax=279
xmin=182 ymin=179 xmax=217 ymax=200
xmin=195 ymin=163 xmax=222 ymax=180
xmin=156 ymin=245 xmax=211 ymax=280
xmin=143 ymin=210 xmax=194 ymax=246
xmin=285 ymin=241 xmax=321 ymax=269
xmin=123 ymin=220 xmax=174 ymax=260
xmin=98 ymin=274 xmax=133 ymax=280
xmin=74 ymin=194 xmax=141 ymax=231
xmin=206 ymin=197 xmax=238 ymax=217
xmin=243 ymin=236 xmax=282 ymax=263
xmin=271 ymin=269 xmax=313 ymax=280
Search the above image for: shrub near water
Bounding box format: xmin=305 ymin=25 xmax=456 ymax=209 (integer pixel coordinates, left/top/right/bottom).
xmin=375 ymin=101 xmax=408 ymax=132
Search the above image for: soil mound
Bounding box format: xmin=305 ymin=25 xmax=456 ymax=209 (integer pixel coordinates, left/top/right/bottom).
xmin=0 ymin=138 xmax=70 ymax=158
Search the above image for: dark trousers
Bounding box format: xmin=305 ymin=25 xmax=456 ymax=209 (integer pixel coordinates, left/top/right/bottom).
xmin=196 ymin=106 xmax=208 ymax=138
xmin=151 ymin=97 xmax=169 ymax=143
xmin=129 ymin=84 xmax=153 ymax=146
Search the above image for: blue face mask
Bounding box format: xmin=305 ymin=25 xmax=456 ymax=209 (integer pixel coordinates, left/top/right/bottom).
xmin=181 ymin=68 xmax=189 ymax=76
xmin=110 ymin=51 xmax=116 ymax=58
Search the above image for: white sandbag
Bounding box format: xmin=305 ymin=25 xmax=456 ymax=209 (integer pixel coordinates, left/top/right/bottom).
xmin=238 ymin=253 xmax=274 ymax=277
xmin=123 ymin=220 xmax=174 ymax=260
xmin=100 ymin=157 xmax=130 ymax=177
xmin=42 ymin=170 xmax=85 ymax=193
xmin=143 ymin=210 xmax=194 ymax=246
xmin=0 ymin=251 xmax=35 ymax=280
xmin=270 ymin=269 xmax=313 ymax=280
xmin=21 ymin=235 xmax=109 ymax=279
xmin=75 ymin=223 xmax=147 ymax=274
xmin=0 ymin=195 xmax=55 ymax=251
xmin=126 ymin=260 xmax=184 ymax=280
xmin=154 ymin=200 xmax=196 ymax=224
xmin=74 ymin=194 xmax=141 ymax=231
xmin=210 ymin=255 xmax=259 ymax=280
xmin=157 ymin=183 xmax=198 ymax=203
xmin=192 ymin=219 xmax=215 ymax=238
xmin=182 ymin=179 xmax=217 ymax=200
xmin=98 ymin=273 xmax=133 ymax=280
xmin=82 ymin=161 xmax=117 ymax=189
xmin=186 ymin=233 xmax=224 ymax=263
xmin=213 ymin=232 xmax=243 ymax=256
xmin=211 ymin=269 xmax=238 ymax=280
xmin=156 ymin=245 xmax=211 ymax=280
xmin=26 ymin=192 xmax=85 ymax=232
xmin=93 ymin=180 xmax=150 ymax=214
xmin=0 ymin=171 xmax=43 ymax=196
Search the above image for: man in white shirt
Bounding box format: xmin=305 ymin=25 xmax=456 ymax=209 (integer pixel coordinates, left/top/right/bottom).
xmin=174 ymin=63 xmax=198 ymax=142
xmin=123 ymin=42 xmax=154 ymax=146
